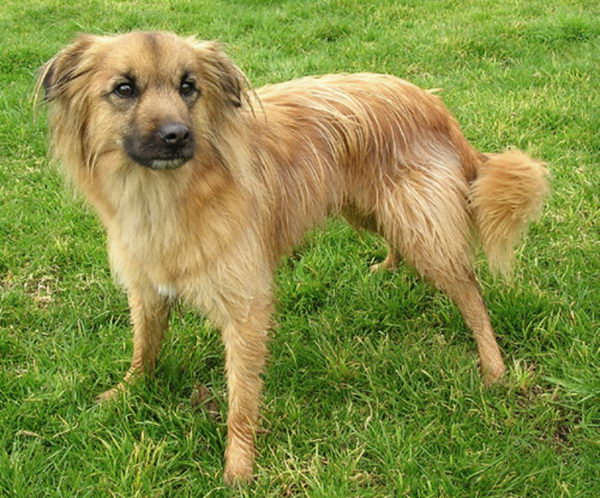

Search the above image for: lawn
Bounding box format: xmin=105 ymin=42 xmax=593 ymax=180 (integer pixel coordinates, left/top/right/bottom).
xmin=1 ymin=0 xmax=599 ymax=495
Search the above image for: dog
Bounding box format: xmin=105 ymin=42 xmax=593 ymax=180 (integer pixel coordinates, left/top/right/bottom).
xmin=37 ymin=31 xmax=549 ymax=484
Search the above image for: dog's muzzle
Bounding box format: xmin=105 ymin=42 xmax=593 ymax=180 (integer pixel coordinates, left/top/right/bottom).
xmin=124 ymin=122 xmax=195 ymax=170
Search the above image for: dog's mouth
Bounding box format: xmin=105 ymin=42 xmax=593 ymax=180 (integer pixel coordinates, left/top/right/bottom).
xmin=127 ymin=151 xmax=193 ymax=171
xmin=124 ymin=124 xmax=195 ymax=171
xmin=147 ymin=156 xmax=191 ymax=170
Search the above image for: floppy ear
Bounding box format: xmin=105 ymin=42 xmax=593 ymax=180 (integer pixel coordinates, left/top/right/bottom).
xmin=37 ymin=34 xmax=97 ymax=103
xmin=194 ymin=40 xmax=249 ymax=108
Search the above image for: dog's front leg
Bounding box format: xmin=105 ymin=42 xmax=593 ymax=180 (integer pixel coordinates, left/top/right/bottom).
xmin=97 ymin=287 xmax=172 ymax=402
xmin=221 ymin=304 xmax=270 ymax=485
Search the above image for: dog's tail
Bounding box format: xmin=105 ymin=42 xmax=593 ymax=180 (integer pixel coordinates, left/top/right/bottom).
xmin=469 ymin=150 xmax=549 ymax=276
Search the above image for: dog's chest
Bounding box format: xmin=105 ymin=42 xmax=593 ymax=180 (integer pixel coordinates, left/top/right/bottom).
xmin=155 ymin=283 xmax=178 ymax=299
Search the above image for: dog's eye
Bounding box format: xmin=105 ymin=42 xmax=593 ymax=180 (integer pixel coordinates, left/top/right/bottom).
xmin=180 ymin=80 xmax=196 ymax=97
xmin=114 ymin=82 xmax=136 ymax=98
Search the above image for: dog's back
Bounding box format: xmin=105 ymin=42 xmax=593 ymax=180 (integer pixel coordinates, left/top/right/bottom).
xmin=249 ymin=74 xmax=485 ymax=258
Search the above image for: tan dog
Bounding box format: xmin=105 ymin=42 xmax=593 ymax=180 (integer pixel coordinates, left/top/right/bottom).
xmin=38 ymin=31 xmax=548 ymax=483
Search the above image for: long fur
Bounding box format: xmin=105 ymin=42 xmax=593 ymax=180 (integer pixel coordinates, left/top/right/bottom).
xmin=471 ymin=150 xmax=549 ymax=275
xmin=38 ymin=31 xmax=549 ymax=484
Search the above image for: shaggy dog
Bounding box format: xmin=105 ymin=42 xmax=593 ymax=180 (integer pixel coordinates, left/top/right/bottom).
xmin=38 ymin=31 xmax=548 ymax=483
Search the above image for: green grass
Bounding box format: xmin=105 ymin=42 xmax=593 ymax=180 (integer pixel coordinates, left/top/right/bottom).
xmin=1 ymin=0 xmax=599 ymax=495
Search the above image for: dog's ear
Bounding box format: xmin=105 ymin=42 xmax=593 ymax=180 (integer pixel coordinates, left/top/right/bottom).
xmin=37 ymin=34 xmax=98 ymax=103
xmin=194 ymin=41 xmax=248 ymax=108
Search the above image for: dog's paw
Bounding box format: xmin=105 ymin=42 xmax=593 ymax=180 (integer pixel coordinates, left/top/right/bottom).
xmin=224 ymin=461 xmax=254 ymax=487
xmin=369 ymin=261 xmax=389 ymax=272
xmin=96 ymin=383 xmax=126 ymax=403
xmin=369 ymin=253 xmax=398 ymax=273
xmin=224 ymin=444 xmax=255 ymax=486
xmin=482 ymin=362 xmax=506 ymax=387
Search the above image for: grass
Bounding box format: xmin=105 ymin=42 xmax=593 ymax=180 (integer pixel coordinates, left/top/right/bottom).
xmin=1 ymin=0 xmax=599 ymax=495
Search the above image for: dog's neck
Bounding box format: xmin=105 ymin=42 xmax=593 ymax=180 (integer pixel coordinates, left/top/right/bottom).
xmin=85 ymin=156 xmax=256 ymax=281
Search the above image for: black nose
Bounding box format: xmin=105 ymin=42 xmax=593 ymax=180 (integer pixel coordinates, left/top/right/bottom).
xmin=158 ymin=123 xmax=191 ymax=147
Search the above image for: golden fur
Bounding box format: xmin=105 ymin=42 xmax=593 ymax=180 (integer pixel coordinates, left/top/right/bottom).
xmin=38 ymin=31 xmax=549 ymax=484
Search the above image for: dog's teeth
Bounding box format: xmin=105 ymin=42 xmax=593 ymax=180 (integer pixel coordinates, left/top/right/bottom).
xmin=150 ymin=158 xmax=186 ymax=169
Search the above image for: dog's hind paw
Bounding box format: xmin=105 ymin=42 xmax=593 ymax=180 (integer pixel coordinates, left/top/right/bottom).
xmin=369 ymin=252 xmax=399 ymax=273
xmin=96 ymin=383 xmax=127 ymax=403
xmin=482 ymin=361 xmax=506 ymax=387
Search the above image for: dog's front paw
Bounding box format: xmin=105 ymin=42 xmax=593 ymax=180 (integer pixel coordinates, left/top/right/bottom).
xmin=224 ymin=446 xmax=254 ymax=486
xmin=224 ymin=462 xmax=253 ymax=486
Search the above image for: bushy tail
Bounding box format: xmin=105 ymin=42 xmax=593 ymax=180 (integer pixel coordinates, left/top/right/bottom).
xmin=470 ymin=150 xmax=549 ymax=276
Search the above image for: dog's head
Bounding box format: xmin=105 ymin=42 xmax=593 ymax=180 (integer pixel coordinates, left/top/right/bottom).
xmin=38 ymin=31 xmax=248 ymax=171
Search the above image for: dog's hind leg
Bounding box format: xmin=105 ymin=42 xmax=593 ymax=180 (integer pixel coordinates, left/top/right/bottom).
xmin=440 ymin=275 xmax=505 ymax=385
xmin=341 ymin=205 xmax=401 ymax=272
xmin=377 ymin=170 xmax=505 ymax=385
xmin=369 ymin=249 xmax=400 ymax=272
xmin=97 ymin=287 xmax=171 ymax=402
